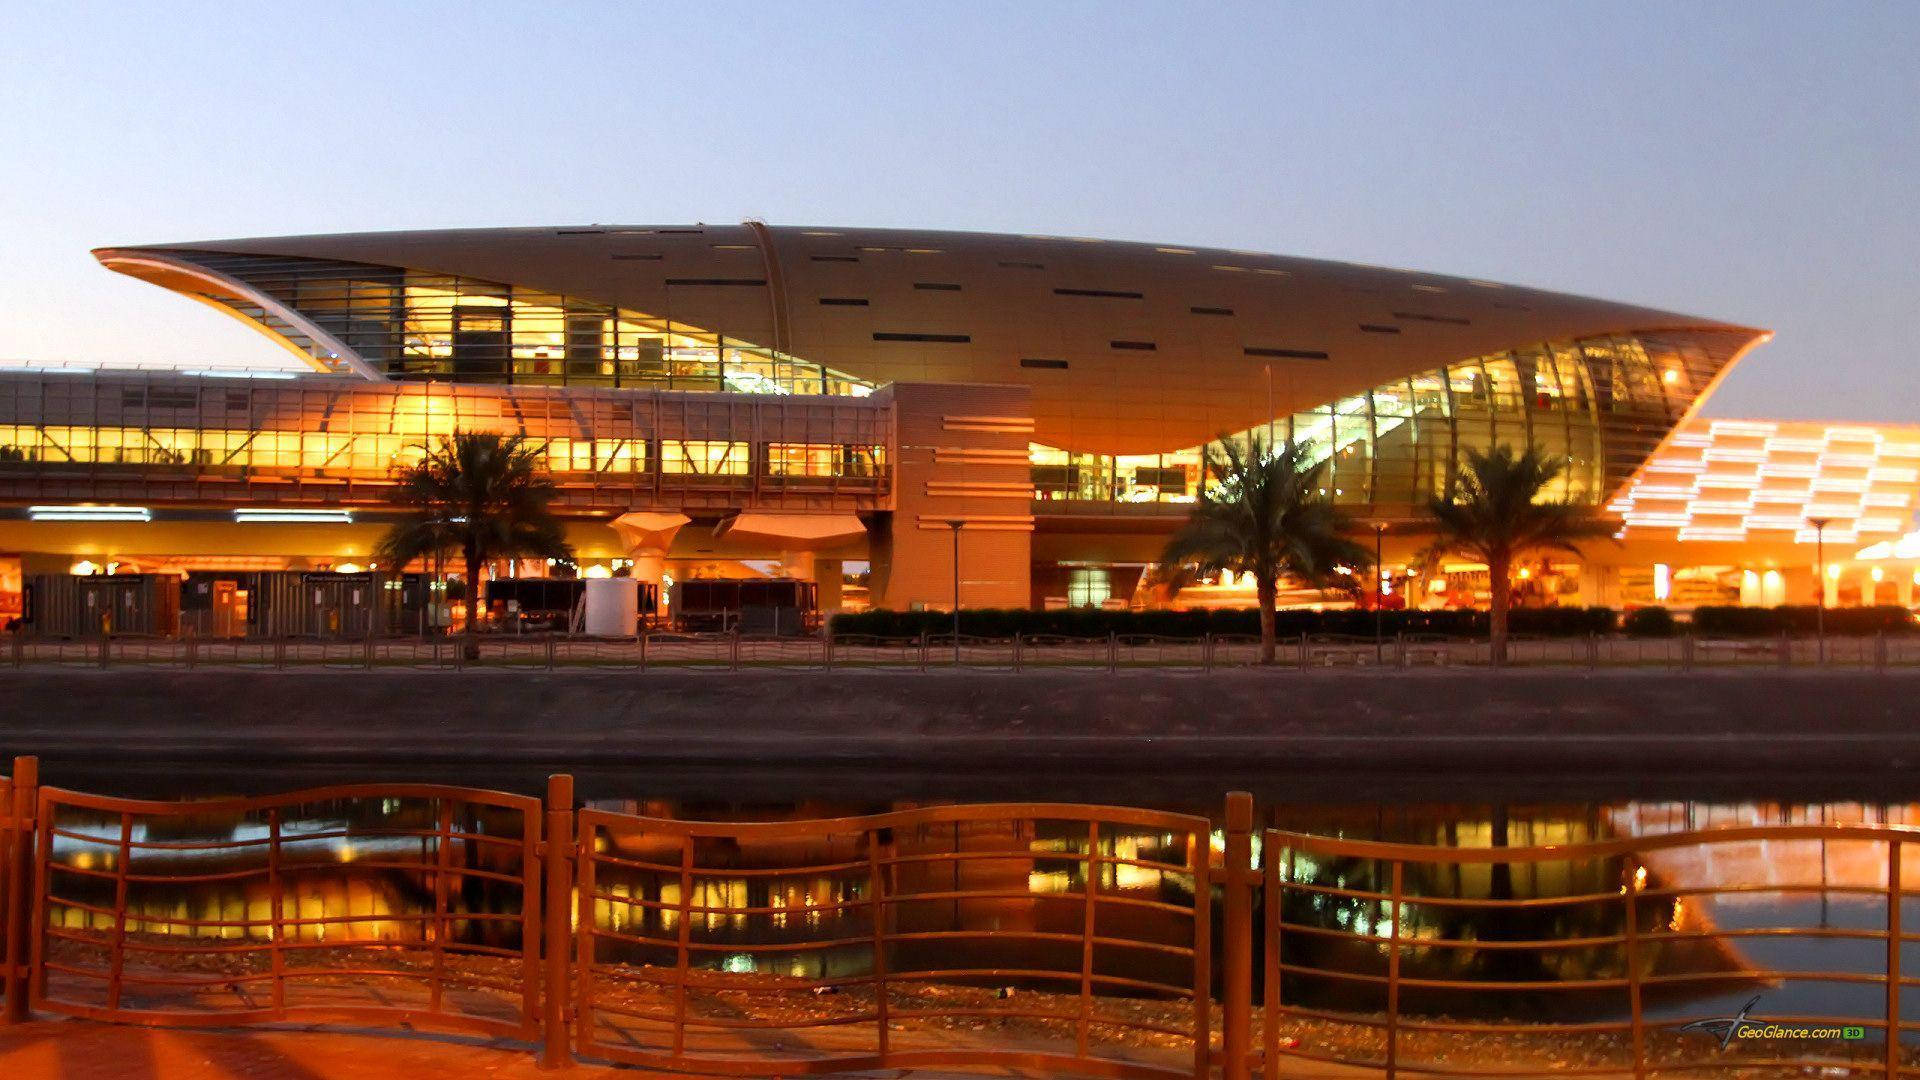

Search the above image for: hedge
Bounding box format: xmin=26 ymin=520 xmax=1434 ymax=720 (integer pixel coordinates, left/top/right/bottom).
xmin=830 ymin=606 xmax=1620 ymax=639
xmin=1622 ymin=606 xmax=1678 ymax=638
xmin=1690 ymin=604 xmax=1916 ymax=637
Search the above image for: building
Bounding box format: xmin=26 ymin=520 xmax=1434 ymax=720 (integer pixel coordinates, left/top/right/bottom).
xmin=0 ymin=223 xmax=1778 ymax=630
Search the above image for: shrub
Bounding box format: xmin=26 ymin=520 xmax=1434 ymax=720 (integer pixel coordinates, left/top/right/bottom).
xmin=1622 ymin=606 xmax=1677 ymax=638
xmin=829 ymin=606 xmax=1617 ymax=639
xmin=1690 ymin=604 xmax=1915 ymax=637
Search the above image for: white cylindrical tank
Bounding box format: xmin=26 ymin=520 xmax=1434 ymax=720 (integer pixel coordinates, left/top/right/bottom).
xmin=582 ymin=577 xmax=640 ymax=637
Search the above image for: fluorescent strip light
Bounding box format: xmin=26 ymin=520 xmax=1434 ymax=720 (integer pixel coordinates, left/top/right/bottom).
xmin=29 ymin=505 xmax=151 ymax=522
xmin=234 ymin=508 xmax=353 ymax=524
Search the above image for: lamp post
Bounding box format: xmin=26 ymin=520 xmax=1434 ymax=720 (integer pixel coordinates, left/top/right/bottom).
xmin=945 ymin=519 xmax=965 ymax=666
xmin=1809 ymin=516 xmax=1830 ymax=665
xmin=1371 ymin=521 xmax=1388 ymax=663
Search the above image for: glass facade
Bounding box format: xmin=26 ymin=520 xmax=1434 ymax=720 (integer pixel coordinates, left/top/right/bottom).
xmin=1029 ymin=330 xmax=1742 ymax=513
xmin=162 ymin=252 xmax=873 ymax=395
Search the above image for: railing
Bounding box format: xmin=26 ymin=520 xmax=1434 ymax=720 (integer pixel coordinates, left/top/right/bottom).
xmin=572 ymin=801 xmax=1216 ymax=1077
xmin=28 ymin=778 xmax=542 ymax=1037
xmin=0 ymin=759 xmax=1915 ymax=1077
xmin=8 ymin=629 xmax=1920 ymax=672
xmin=1255 ymin=826 xmax=1917 ymax=1079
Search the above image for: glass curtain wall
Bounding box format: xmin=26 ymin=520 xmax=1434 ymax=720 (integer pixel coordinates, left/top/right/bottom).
xmin=1030 ymin=331 xmax=1731 ymax=512
xmin=167 ymin=252 xmax=872 ymax=396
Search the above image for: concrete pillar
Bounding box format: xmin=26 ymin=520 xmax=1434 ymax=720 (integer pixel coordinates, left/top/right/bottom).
xmin=815 ymin=559 xmax=843 ymax=611
xmin=611 ymin=511 xmax=691 ymax=614
xmin=781 ymin=550 xmax=817 ymax=582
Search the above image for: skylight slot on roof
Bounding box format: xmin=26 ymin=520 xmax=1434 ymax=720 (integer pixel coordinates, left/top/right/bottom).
xmin=914 ymin=282 xmax=962 ymax=291
xmin=1190 ymin=306 xmax=1234 ymax=316
xmin=819 ymin=298 xmax=869 ymax=306
xmin=1244 ymin=347 xmax=1330 ymax=360
xmin=665 ymin=278 xmax=767 ymax=287
xmin=1020 ymin=358 xmax=1069 ymax=369
xmin=873 ymin=332 xmax=970 ymax=343
xmin=1055 ymin=288 xmax=1144 ymax=299
xmin=1109 ymin=340 xmax=1157 ymax=351
xmin=1358 ymin=324 xmax=1402 ymax=334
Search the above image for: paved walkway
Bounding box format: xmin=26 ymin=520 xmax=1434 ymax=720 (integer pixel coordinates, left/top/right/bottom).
xmin=0 ymin=1019 xmax=1028 ymax=1079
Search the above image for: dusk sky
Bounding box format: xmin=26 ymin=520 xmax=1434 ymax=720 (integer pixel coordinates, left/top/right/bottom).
xmin=2 ymin=2 xmax=1914 ymax=420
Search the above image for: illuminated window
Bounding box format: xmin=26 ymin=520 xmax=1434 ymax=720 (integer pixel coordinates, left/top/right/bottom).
xmin=765 ymin=443 xmax=886 ymax=478
xmin=1067 ymin=568 xmax=1112 ymax=608
xmin=148 ymin=252 xmax=872 ymax=396
xmin=660 ymin=440 xmax=750 ymax=475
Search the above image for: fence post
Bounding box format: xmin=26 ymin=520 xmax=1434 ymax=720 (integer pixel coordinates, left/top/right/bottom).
xmin=1778 ymin=629 xmax=1791 ymax=668
xmin=540 ymin=773 xmax=575 ymax=1069
xmin=98 ymin=633 xmax=110 ymax=670
xmin=1221 ymin=791 xmax=1255 ymax=1080
xmin=9 ymin=634 xmax=19 ymax=669
xmin=639 ymin=631 xmax=649 ymax=672
xmin=274 ymin=639 xmax=287 ymax=671
xmin=1013 ymin=632 xmax=1023 ymax=673
xmin=1385 ymin=859 xmax=1405 ymax=1078
xmin=1881 ymin=837 xmax=1896 ymax=1076
xmin=918 ymin=632 xmax=928 ymax=673
xmin=365 ymin=635 xmax=376 ymax=671
xmin=3 ymin=755 xmax=38 ymax=1024
xmin=1876 ymin=629 xmax=1888 ymax=674
xmin=185 ymin=636 xmax=197 ymax=670
xmin=1107 ymin=632 xmax=1117 ymax=674
xmin=1297 ymin=632 xmax=1309 ymax=671
xmin=1201 ymin=632 xmax=1212 ymax=673
xmin=729 ymin=629 xmax=741 ymax=671
xmin=1623 ymin=854 xmax=1646 ymax=1080
xmin=1396 ymin=631 xmax=1407 ymax=668
xmin=823 ymin=627 xmax=834 ymax=671
xmin=545 ymin=635 xmax=556 ymax=671
xmin=1587 ymin=632 xmax=1599 ymax=670
xmin=1680 ymin=632 xmax=1695 ymax=672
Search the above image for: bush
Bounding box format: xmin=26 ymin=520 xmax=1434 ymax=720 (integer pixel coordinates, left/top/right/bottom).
xmin=829 ymin=606 xmax=1618 ymax=639
xmin=1622 ymin=607 xmax=1677 ymax=638
xmin=1690 ymin=604 xmax=1915 ymax=637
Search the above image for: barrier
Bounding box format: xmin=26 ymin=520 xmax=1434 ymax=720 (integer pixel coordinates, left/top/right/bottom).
xmin=1255 ymin=825 xmax=1917 ymax=1078
xmin=571 ymin=801 xmax=1217 ymax=1077
xmin=0 ymin=758 xmax=1913 ymax=1078
xmin=27 ymin=779 xmax=543 ymax=1039
xmin=8 ymin=629 xmax=1919 ymax=672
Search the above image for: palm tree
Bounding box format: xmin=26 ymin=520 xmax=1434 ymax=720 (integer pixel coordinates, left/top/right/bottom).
xmin=376 ymin=431 xmax=575 ymax=651
xmin=1155 ymin=434 xmax=1371 ymax=664
xmin=1423 ymin=445 xmax=1613 ymax=664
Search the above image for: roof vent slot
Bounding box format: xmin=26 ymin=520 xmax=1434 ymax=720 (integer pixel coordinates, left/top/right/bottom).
xmin=873 ymin=332 xmax=971 ymax=343
xmin=1056 ymin=288 xmax=1143 ymax=299
xmin=1109 ymin=340 xmax=1157 ymax=351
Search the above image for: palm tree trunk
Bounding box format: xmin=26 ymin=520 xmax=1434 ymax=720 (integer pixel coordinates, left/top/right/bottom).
xmin=1488 ymin=549 xmax=1512 ymax=666
xmin=1257 ymin=575 xmax=1278 ymax=665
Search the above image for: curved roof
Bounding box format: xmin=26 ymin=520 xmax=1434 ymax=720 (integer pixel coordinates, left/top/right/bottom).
xmin=97 ymin=223 xmax=1767 ymax=455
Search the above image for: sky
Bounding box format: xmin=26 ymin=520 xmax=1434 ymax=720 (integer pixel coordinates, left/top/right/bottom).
xmin=0 ymin=1 xmax=1914 ymax=420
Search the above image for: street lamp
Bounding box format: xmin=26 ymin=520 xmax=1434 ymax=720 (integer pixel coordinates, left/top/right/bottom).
xmin=1371 ymin=521 xmax=1389 ymax=663
xmin=1809 ymin=516 xmax=1830 ymax=665
xmin=945 ymin=519 xmax=965 ymax=665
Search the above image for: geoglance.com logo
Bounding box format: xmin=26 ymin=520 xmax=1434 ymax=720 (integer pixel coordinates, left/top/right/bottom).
xmin=1676 ymin=995 xmax=1868 ymax=1049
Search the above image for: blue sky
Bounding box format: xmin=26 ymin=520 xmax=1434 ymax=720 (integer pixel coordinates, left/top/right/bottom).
xmin=1 ymin=1 xmax=1914 ymax=419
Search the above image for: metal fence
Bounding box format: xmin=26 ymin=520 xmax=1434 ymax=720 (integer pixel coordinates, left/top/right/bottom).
xmin=0 ymin=758 xmax=1916 ymax=1077
xmin=8 ymin=629 xmax=1920 ymax=672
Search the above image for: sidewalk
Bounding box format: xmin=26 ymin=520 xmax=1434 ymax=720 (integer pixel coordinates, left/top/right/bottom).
xmin=0 ymin=1019 xmax=1019 ymax=1079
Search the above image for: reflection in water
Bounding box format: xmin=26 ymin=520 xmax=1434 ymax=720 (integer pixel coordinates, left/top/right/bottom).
xmin=36 ymin=788 xmax=1920 ymax=1026
xmin=45 ymin=797 xmax=529 ymax=952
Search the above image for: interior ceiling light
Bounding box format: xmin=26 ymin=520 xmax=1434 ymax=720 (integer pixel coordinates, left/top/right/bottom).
xmin=233 ymin=508 xmax=354 ymax=523
xmin=29 ymin=505 xmax=151 ymax=522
